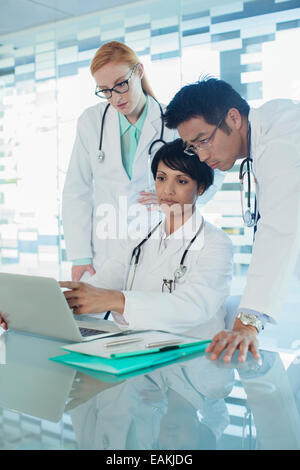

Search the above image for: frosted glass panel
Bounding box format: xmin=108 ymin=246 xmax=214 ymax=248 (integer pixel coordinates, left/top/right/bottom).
xmin=0 ymin=0 xmax=299 ymax=282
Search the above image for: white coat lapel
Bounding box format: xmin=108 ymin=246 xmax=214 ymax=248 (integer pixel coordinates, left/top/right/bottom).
xmin=102 ymin=105 xmax=129 ymax=182
xmin=155 ymin=232 xmax=185 ymax=270
xmin=138 ymin=237 xmax=182 ymax=276
xmin=147 ymin=213 xmax=205 ymax=273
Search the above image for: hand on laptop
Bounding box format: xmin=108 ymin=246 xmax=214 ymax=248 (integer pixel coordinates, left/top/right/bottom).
xmin=59 ymin=282 xmax=125 ymax=315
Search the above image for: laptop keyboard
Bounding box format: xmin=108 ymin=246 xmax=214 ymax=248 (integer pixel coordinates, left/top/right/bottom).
xmin=79 ymin=327 xmax=107 ymax=337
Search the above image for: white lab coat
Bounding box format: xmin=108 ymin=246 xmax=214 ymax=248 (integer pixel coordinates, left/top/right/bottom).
xmin=88 ymin=210 xmax=233 ymax=339
xmin=239 ymin=99 xmax=300 ymax=321
xmin=62 ymin=96 xmax=225 ymax=271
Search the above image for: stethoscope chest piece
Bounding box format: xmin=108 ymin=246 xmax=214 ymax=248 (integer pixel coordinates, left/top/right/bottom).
xmin=98 ymin=150 xmax=105 ymax=163
xmin=244 ymin=209 xmax=254 ymax=227
xmin=174 ymin=265 xmax=187 ymax=280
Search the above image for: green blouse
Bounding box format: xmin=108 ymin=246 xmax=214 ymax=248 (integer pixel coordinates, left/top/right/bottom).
xmin=118 ymin=95 xmax=148 ymax=179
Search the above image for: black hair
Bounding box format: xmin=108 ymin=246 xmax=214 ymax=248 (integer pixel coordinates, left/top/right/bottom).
xmin=151 ymin=138 xmax=214 ymax=192
xmin=164 ymin=77 xmax=250 ymax=130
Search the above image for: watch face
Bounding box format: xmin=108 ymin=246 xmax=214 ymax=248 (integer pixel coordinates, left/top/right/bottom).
xmin=239 ymin=313 xmax=262 ymax=332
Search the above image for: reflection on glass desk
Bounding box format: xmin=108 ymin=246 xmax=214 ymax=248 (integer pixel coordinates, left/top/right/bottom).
xmin=0 ymin=330 xmax=300 ymax=450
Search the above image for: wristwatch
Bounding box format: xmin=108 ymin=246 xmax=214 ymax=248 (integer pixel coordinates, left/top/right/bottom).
xmin=237 ymin=312 xmax=263 ymax=333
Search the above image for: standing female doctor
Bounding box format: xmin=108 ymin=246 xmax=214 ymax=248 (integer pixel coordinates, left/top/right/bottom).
xmin=62 ymin=41 xmax=177 ymax=281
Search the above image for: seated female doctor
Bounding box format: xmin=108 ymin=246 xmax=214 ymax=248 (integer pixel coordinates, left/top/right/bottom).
xmin=60 ymin=139 xmax=233 ymax=339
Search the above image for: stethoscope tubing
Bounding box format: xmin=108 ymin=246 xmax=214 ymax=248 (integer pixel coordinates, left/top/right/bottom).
xmin=99 ymin=103 xmax=111 ymax=153
xmin=127 ymin=217 xmax=204 ymax=292
xmin=239 ymin=123 xmax=259 ymax=228
xmin=179 ymin=218 xmax=204 ymax=267
xmin=104 ymin=217 xmax=204 ymax=318
xmin=98 ymin=97 xmax=165 ymax=158
xmin=126 ymin=221 xmax=162 ymax=291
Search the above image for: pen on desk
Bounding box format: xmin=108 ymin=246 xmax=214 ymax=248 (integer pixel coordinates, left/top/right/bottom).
xmin=145 ymin=339 xmax=183 ymax=348
xmin=104 ymin=338 xmax=142 ymax=348
xmin=111 ymin=339 xmax=212 ymax=358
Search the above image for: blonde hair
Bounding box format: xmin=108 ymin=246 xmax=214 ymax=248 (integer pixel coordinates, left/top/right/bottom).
xmin=90 ymin=41 xmax=156 ymax=99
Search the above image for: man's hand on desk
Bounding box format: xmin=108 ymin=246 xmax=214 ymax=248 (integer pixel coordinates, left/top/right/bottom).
xmin=206 ymin=318 xmax=260 ymax=363
xmin=59 ymin=281 xmax=125 ymax=315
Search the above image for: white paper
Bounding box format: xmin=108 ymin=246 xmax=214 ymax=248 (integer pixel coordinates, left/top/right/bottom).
xmin=62 ymin=331 xmax=202 ymax=359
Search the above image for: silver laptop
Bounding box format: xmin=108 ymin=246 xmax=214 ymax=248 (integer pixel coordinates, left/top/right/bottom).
xmin=0 ymin=273 xmax=122 ymax=342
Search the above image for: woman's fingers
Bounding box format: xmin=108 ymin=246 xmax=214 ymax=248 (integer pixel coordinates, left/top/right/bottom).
xmin=0 ymin=311 xmax=8 ymax=330
xmin=0 ymin=319 xmax=8 ymax=330
xmin=138 ymin=197 xmax=158 ymax=205
xmin=66 ymin=298 xmax=81 ymax=309
xmin=72 ymin=306 xmax=84 ymax=315
xmin=71 ymin=265 xmax=95 ymax=282
xmin=59 ymin=281 xmax=81 ymax=290
xmin=138 ymin=191 xmax=158 ymax=205
xmin=60 ymin=282 xmax=87 ymax=310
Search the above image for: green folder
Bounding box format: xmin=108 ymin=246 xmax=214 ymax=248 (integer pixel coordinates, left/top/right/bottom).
xmin=50 ymin=341 xmax=210 ymax=376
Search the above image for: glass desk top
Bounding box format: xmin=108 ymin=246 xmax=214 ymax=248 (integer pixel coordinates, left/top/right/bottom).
xmin=1 ymin=329 xmax=300 ymax=451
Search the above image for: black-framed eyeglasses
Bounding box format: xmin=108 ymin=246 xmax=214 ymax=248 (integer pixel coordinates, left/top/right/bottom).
xmin=95 ymin=63 xmax=138 ymax=99
xmin=183 ymin=113 xmax=227 ymax=156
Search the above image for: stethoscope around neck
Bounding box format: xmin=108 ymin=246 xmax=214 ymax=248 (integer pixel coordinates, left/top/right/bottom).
xmin=97 ymin=98 xmax=166 ymax=170
xmin=239 ymin=123 xmax=259 ymax=228
xmin=126 ymin=216 xmax=204 ymax=293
